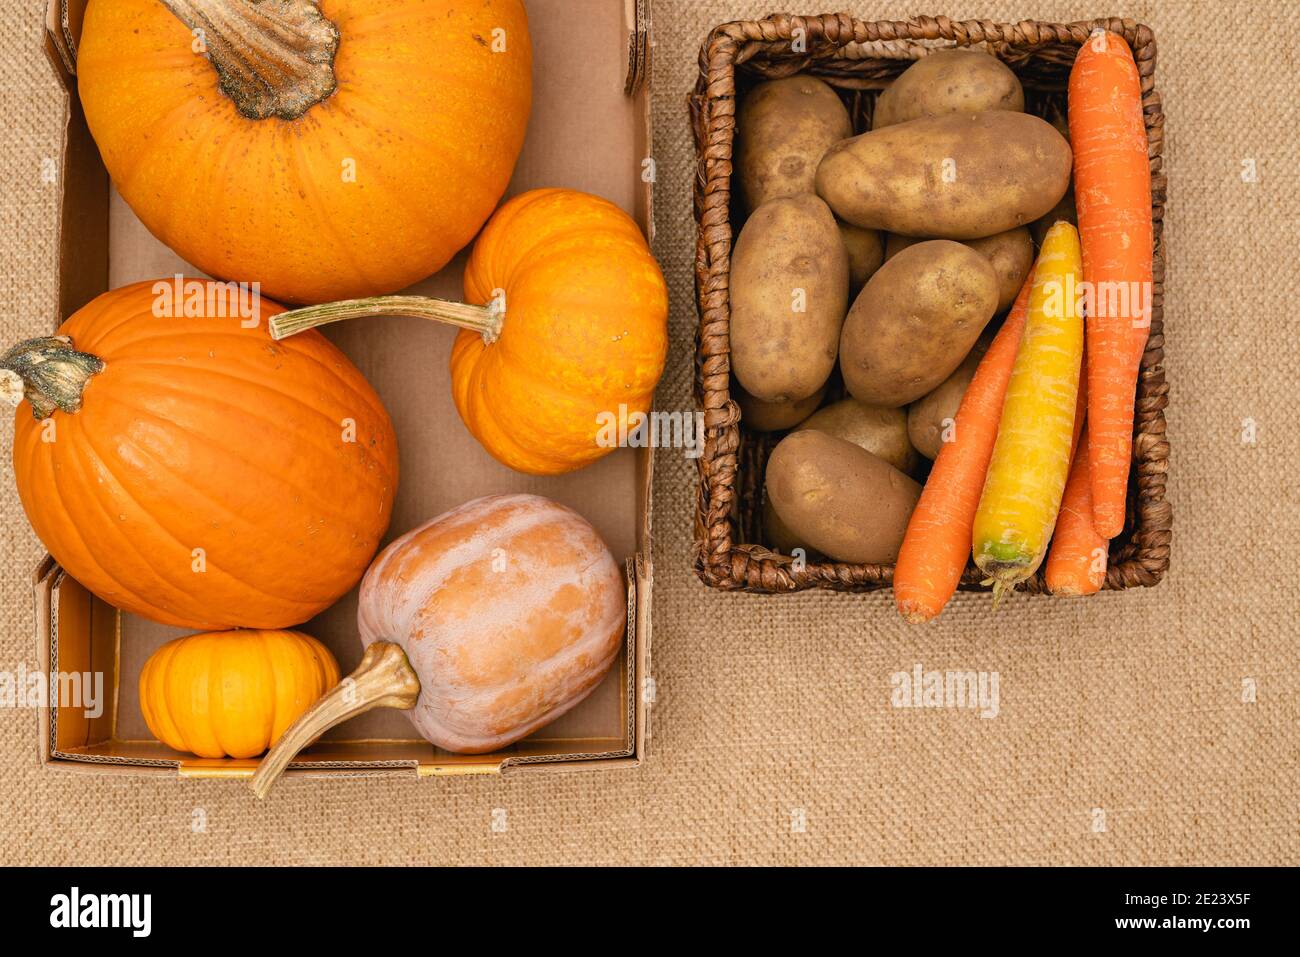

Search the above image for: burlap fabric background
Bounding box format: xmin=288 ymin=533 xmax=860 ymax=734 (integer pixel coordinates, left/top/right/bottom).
xmin=1 ymin=0 xmax=1296 ymax=866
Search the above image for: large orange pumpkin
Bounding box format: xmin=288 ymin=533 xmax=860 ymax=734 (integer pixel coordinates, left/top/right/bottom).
xmin=250 ymin=494 xmax=626 ymax=796
xmin=4 ymin=280 xmax=398 ymax=630
xmin=76 ymin=0 xmax=533 ymax=305
xmin=270 ymin=188 xmax=670 ymax=475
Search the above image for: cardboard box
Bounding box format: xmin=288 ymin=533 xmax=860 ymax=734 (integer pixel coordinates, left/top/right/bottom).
xmin=34 ymin=0 xmax=655 ymax=779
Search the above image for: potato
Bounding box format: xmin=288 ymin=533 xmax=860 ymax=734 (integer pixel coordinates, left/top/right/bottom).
xmin=765 ymin=430 xmax=921 ymax=564
xmin=762 ymin=497 xmax=822 ymax=559
xmin=816 ymin=111 xmax=1072 ymax=240
xmin=838 ymin=220 xmax=884 ymax=294
xmin=883 ymin=233 xmax=915 ymax=261
xmin=886 ymin=227 xmax=1033 ymax=313
xmin=973 ymin=227 xmax=1034 ymax=312
xmin=906 ymin=331 xmax=992 ymax=459
xmin=736 ymin=76 xmax=853 ymax=212
xmin=735 ymin=379 xmax=827 ymax=432
xmin=796 ymin=397 xmax=918 ymax=475
xmin=840 ymin=240 xmax=998 ymax=407
xmin=731 ymin=194 xmax=849 ymax=403
xmin=1031 ymin=186 xmax=1077 ymax=247
xmin=873 ymin=49 xmax=1024 ymax=130
xmin=1029 ymin=110 xmax=1076 ymax=246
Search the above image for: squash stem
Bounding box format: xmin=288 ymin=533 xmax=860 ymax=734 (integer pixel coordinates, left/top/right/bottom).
xmin=269 ymin=295 xmax=504 ymax=344
xmin=1 ymin=336 xmax=105 ymax=420
xmin=160 ymin=0 xmax=339 ymax=122
xmin=250 ymin=641 xmax=421 ymax=800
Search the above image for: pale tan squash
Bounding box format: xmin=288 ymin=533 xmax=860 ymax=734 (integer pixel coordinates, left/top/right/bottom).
xmin=250 ymin=494 xmax=626 ymax=797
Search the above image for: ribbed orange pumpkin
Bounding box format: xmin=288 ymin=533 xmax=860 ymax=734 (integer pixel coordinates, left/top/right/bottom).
xmin=250 ymin=494 xmax=626 ymax=797
xmin=76 ymin=0 xmax=532 ymax=305
xmin=452 ymin=189 xmax=669 ymax=474
xmin=269 ymin=188 xmax=670 ymax=475
xmin=4 ymin=280 xmax=398 ymax=630
xmin=140 ymin=629 xmax=341 ymax=759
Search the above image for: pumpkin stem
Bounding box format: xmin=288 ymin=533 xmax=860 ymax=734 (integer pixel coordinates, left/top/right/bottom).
xmin=161 ymin=0 xmax=339 ymax=122
xmin=1 ymin=336 xmax=105 ymax=420
xmin=269 ymin=295 xmax=505 ymax=345
xmin=250 ymin=641 xmax=420 ymax=799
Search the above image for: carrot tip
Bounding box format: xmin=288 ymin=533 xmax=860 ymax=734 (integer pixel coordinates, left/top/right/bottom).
xmin=1093 ymin=516 xmax=1124 ymax=540
xmin=897 ymin=602 xmax=935 ymax=625
xmin=981 ymin=575 xmax=1021 ymax=610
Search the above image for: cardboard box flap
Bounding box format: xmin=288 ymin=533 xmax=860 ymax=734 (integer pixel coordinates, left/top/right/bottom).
xmin=44 ymin=0 xmax=77 ymax=83
xmin=45 ymin=561 xmax=640 ymax=776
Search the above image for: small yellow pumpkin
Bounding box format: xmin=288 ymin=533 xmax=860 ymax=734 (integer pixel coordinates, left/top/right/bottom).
xmin=139 ymin=629 xmax=341 ymax=759
xmin=269 ymin=188 xmax=669 ymax=475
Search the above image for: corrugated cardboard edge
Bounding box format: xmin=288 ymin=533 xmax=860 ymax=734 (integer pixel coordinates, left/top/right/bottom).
xmin=43 ymin=0 xmax=74 ymax=78
xmin=38 ymin=491 xmax=645 ymax=781
xmin=38 ymin=486 xmax=646 ymax=782
xmin=628 ymin=0 xmax=654 ymax=754
xmin=34 ymin=0 xmax=656 ymax=780
xmin=43 ymin=1 xmax=108 ymax=320
xmin=31 ymin=557 xmax=57 ymax=768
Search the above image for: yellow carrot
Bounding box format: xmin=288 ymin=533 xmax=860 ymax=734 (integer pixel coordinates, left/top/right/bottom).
xmin=972 ymin=221 xmax=1084 ymax=605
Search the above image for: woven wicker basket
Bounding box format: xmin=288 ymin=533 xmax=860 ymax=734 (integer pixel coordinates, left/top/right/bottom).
xmin=689 ymin=13 xmax=1171 ymax=595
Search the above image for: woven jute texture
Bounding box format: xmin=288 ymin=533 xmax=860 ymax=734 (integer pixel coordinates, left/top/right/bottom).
xmin=1 ymin=0 xmax=1297 ymax=866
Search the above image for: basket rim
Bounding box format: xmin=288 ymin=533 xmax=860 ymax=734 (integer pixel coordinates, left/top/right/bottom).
xmin=689 ymin=13 xmax=1171 ymax=595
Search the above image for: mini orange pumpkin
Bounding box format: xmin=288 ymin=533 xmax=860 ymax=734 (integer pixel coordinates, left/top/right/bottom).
xmin=140 ymin=629 xmax=341 ymax=759
xmin=251 ymin=494 xmax=626 ymax=797
xmin=270 ymin=188 xmax=669 ymax=475
xmin=76 ymin=0 xmax=532 ymax=304
xmin=3 ymin=280 xmax=398 ymax=630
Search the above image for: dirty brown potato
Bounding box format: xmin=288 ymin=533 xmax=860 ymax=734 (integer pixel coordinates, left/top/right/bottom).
xmin=838 ymin=220 xmax=885 ymax=294
xmin=816 ymin=111 xmax=1072 ymax=239
xmin=1027 ymin=106 xmax=1076 ymax=247
xmin=762 ymin=497 xmax=823 ymax=559
xmin=973 ymin=227 xmax=1034 ymax=312
xmin=840 ymin=240 xmax=998 ymax=407
xmin=887 ymin=227 xmax=1033 ymax=313
xmin=731 ymin=193 xmax=849 ymax=403
xmin=736 ymin=76 xmax=853 ymax=212
xmin=1031 ymin=188 xmax=1078 ymax=247
xmin=735 ymin=379 xmax=827 ymax=432
xmin=907 ymin=331 xmax=993 ymax=459
xmin=765 ymin=430 xmax=922 ymax=564
xmin=872 ymin=48 xmax=1024 ymax=130
xmin=796 ymin=397 xmax=918 ymax=475
xmin=883 ymin=233 xmax=920 ymax=261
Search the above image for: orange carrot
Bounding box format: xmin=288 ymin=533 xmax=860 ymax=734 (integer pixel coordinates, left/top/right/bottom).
xmin=1071 ymin=352 xmax=1088 ymax=453
xmin=1045 ymin=427 xmax=1108 ymax=596
xmin=1069 ymin=30 xmax=1153 ymax=539
xmin=894 ymin=273 xmax=1032 ymax=623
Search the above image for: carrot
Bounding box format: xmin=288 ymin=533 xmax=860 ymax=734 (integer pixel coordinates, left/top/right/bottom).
xmin=1045 ymin=426 xmax=1108 ymax=596
xmin=893 ymin=270 xmax=1033 ymax=623
xmin=1069 ymin=30 xmax=1154 ymax=539
xmin=972 ymin=221 xmax=1084 ymax=606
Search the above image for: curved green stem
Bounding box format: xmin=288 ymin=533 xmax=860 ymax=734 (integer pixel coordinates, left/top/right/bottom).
xmin=269 ymin=295 xmax=505 ymax=344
